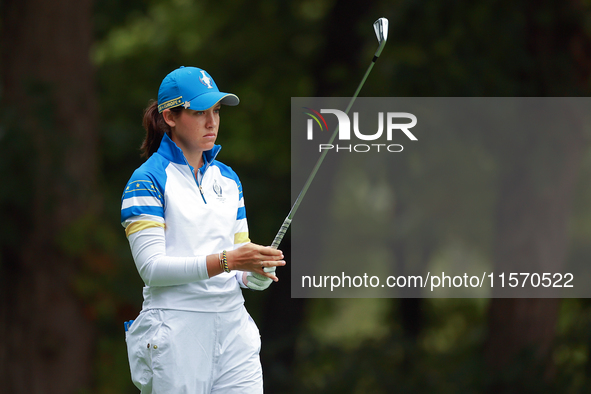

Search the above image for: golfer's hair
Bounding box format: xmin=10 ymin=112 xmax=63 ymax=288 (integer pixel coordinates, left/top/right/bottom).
xmin=140 ymin=101 xmax=183 ymax=158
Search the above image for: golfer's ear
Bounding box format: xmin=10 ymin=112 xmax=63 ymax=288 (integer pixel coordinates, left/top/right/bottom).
xmin=162 ymin=109 xmax=176 ymax=128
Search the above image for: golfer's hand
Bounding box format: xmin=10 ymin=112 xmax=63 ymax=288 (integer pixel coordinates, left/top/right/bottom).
xmin=226 ymin=243 xmax=285 ymax=282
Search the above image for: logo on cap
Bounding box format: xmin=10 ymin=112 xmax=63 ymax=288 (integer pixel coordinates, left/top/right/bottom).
xmin=199 ymin=71 xmax=214 ymax=89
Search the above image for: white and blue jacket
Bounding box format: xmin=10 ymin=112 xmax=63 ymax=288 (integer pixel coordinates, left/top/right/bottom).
xmin=121 ymin=133 xmax=249 ymax=313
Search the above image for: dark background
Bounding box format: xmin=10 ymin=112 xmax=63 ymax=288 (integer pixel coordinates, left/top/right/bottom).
xmin=2 ymin=0 xmax=591 ymax=392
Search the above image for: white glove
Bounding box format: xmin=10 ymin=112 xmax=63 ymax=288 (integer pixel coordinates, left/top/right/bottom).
xmin=246 ymin=267 xmax=276 ymax=291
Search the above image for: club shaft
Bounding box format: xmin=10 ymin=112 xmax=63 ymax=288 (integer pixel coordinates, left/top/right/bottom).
xmin=270 ymin=60 xmax=378 ymax=249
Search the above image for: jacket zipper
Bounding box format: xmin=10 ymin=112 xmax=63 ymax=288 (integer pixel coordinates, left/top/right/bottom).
xmin=190 ymin=149 xmax=220 ymax=205
xmin=194 ymin=170 xmax=207 ymax=204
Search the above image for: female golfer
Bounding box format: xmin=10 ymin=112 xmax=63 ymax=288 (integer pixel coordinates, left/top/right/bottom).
xmin=121 ymin=66 xmax=285 ymax=393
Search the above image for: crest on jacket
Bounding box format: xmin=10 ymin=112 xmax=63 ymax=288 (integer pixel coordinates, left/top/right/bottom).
xmin=213 ymin=179 xmax=224 ymax=200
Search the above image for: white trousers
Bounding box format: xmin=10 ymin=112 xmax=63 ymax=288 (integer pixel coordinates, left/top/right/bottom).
xmin=126 ymin=306 xmax=263 ymax=393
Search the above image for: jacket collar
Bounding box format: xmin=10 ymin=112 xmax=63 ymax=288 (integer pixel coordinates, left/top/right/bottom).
xmin=157 ymin=133 xmax=221 ymax=170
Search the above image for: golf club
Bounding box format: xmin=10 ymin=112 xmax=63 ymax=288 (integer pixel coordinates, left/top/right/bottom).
xmin=269 ymin=17 xmax=389 ymax=251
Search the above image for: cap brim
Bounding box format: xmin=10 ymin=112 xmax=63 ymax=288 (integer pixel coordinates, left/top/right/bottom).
xmin=187 ymin=92 xmax=240 ymax=111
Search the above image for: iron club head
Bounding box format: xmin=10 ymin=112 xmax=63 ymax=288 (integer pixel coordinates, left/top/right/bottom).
xmin=373 ymin=17 xmax=389 ymax=58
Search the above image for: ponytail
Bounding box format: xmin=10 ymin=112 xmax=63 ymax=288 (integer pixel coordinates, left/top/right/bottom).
xmin=140 ymin=101 xmax=182 ymax=158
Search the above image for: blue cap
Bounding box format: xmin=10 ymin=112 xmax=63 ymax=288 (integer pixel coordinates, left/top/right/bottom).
xmin=157 ymin=66 xmax=239 ymax=113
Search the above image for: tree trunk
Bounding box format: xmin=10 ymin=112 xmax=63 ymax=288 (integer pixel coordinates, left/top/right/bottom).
xmin=0 ymin=0 xmax=98 ymax=392
xmin=485 ymin=144 xmax=581 ymax=385
xmin=485 ymin=103 xmax=586 ymax=389
xmin=485 ymin=1 xmax=591 ymax=388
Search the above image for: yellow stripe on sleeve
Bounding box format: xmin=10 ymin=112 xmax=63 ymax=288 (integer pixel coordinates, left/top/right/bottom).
xmin=125 ymin=220 xmax=165 ymax=237
xmin=234 ymin=232 xmax=250 ymax=245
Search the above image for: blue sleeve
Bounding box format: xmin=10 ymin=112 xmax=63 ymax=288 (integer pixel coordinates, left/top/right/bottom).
xmin=121 ymin=161 xmax=167 ymax=224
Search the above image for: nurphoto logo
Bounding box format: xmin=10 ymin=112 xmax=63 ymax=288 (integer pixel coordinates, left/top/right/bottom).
xmin=303 ymin=108 xmax=418 ymax=152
